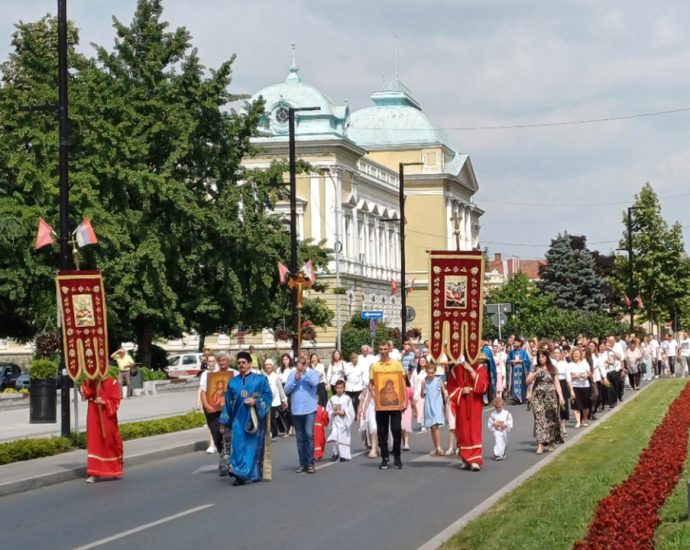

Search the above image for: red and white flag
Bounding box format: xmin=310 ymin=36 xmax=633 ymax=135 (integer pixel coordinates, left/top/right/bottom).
xmin=74 ymin=218 xmax=98 ymax=247
xmin=35 ymin=218 xmax=56 ymax=250
xmin=624 ymin=295 xmax=632 ymax=308
xmin=406 ymin=278 xmax=415 ymax=294
xmin=390 ymin=279 xmax=398 ymax=296
xmin=636 ymin=294 xmax=644 ymax=309
xmin=302 ymin=259 xmax=316 ymax=283
xmin=277 ymin=262 xmax=290 ymax=285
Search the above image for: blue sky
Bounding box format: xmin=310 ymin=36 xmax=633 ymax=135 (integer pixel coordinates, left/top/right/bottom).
xmin=2 ymin=1 xmax=689 ymax=259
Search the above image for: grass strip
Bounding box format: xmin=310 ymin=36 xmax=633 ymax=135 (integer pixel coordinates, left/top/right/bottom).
xmin=0 ymin=411 xmax=205 ymax=465
xmin=655 ymin=436 xmax=690 ymax=548
xmin=442 ymin=380 xmax=687 ymax=550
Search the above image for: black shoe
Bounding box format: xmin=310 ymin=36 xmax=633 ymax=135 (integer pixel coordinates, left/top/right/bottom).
xmin=379 ymin=459 xmax=390 ymax=470
xmin=219 ymin=469 xmax=228 ymax=477
xmin=339 ymin=457 xmax=350 ymax=462
xmin=393 ymin=459 xmax=403 ymax=469
xmin=330 ymin=454 xmax=340 ymax=463
xmin=232 ymin=478 xmax=246 ymax=486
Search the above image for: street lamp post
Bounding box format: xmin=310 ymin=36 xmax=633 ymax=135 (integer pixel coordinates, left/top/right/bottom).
xmin=57 ymin=0 xmax=71 ymax=437
xmin=288 ymin=106 xmax=320 ymax=359
xmin=399 ymin=161 xmax=422 ymax=341
xmin=324 ymin=168 xmax=343 ymax=352
xmin=626 ymin=206 xmax=641 ymax=333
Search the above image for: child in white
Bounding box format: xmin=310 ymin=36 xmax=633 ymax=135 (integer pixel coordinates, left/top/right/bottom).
xmin=488 ymin=396 xmax=513 ymax=460
xmin=326 ymin=380 xmax=355 ymax=461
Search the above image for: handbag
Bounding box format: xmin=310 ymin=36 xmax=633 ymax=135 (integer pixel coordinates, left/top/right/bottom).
xmin=638 ymin=361 xmax=647 ymax=375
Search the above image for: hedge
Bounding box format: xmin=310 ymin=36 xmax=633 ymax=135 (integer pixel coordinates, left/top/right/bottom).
xmin=0 ymin=411 xmax=205 ymax=466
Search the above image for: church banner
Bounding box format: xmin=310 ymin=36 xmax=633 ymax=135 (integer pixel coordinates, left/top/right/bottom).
xmin=56 ymin=271 xmax=109 ymax=380
xmin=428 ymin=251 xmax=484 ymax=364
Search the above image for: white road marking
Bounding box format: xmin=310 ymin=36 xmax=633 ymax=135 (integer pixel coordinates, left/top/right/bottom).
xmin=73 ymin=504 xmax=214 ymax=549
xmin=315 ymin=450 xmax=367 ymax=470
xmin=192 ymin=465 xmax=217 ymax=475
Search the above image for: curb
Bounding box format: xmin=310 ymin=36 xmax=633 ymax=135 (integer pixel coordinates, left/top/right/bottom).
xmin=417 ymin=380 xmax=655 ymax=550
xmin=0 ymin=434 xmax=207 ymax=498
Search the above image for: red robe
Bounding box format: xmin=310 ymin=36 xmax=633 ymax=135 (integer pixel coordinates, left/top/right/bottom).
xmin=81 ymin=378 xmax=124 ymax=478
xmin=447 ymin=363 xmax=489 ymax=466
xmin=313 ymin=405 xmax=328 ymax=461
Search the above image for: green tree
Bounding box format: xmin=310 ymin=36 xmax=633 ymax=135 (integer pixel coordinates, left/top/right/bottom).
xmin=0 ymin=2 xmax=332 ymax=364
xmin=0 ymin=16 xmax=87 ymax=340
xmin=538 ymin=233 xmax=605 ymax=312
xmin=615 ymin=183 xmax=690 ymax=330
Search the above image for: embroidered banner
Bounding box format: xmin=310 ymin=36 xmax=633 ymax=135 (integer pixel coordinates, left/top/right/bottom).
xmin=56 ymin=271 xmax=109 ymax=380
xmin=429 ymin=251 xmax=484 ymax=364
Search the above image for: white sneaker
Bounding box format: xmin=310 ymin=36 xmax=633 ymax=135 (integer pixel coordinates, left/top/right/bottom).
xmin=206 ymin=445 xmax=217 ymax=454
xmin=471 ymin=463 xmax=481 ymax=471
xmin=85 ymin=476 xmax=95 ymax=483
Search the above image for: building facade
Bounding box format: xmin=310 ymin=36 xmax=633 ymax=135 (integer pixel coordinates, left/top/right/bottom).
xmin=238 ymin=55 xmax=484 ymax=348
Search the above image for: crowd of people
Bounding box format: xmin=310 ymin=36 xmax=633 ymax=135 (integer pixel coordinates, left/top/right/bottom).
xmin=78 ymin=331 xmax=690 ymax=486
xmin=193 ymin=330 xmax=690 ymax=486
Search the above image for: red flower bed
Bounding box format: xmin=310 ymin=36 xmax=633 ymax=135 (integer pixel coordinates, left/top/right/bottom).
xmin=574 ymin=381 xmax=690 ymax=550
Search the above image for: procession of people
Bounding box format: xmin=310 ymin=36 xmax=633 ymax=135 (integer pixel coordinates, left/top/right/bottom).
xmin=80 ymin=330 xmax=686 ymax=485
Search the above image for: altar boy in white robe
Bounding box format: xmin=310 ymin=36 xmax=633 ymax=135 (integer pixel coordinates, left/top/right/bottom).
xmin=487 ymin=396 xmax=513 ymax=460
xmin=326 ymin=380 xmax=355 ymax=461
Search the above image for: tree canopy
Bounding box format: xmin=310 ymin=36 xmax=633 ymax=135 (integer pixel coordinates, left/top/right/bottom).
xmin=0 ymin=1 xmax=331 ymax=363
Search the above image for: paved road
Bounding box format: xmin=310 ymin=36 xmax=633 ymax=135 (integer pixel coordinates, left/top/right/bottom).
xmin=0 ymin=400 xmax=588 ymax=550
xmin=0 ymin=388 xmax=199 ymax=442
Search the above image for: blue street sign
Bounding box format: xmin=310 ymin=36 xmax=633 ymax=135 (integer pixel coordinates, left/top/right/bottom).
xmin=361 ymin=310 xmax=384 ymax=320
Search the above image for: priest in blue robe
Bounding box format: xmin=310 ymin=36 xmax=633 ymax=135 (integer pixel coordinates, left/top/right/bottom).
xmin=507 ymin=340 xmax=531 ymax=404
xmin=219 ymin=351 xmax=272 ymax=486
xmin=482 ymin=341 xmax=497 ymax=402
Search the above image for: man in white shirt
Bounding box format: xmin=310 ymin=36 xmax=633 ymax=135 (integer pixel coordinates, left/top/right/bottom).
xmin=608 ymin=336 xmax=625 ymax=402
xmin=343 ymin=352 xmax=365 ymax=414
xmin=679 ymin=332 xmax=690 ymax=377
xmin=388 ymin=340 xmax=402 ymax=361
xmin=650 ymin=335 xmax=661 ymax=379
xmin=358 ymin=345 xmax=377 ymax=382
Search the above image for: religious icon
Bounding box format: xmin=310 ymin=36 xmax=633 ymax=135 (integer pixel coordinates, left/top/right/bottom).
xmin=373 ymin=371 xmax=405 ymax=411
xmin=444 ymin=275 xmax=467 ymax=309
xmin=72 ymin=294 xmax=96 ymax=327
xmin=208 ymin=371 xmax=234 ymax=411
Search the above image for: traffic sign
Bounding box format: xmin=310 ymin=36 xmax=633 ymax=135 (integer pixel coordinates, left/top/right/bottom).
xmin=361 ymin=310 xmax=384 ymax=320
xmin=490 ymin=312 xmax=507 ymax=328
xmin=486 ymin=303 xmax=512 ymax=314
xmin=403 ymin=306 xmax=416 ymax=322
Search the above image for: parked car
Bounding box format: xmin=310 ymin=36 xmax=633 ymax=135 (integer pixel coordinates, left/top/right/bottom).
xmin=15 ymin=373 xmax=30 ymax=390
xmin=0 ymin=363 xmax=22 ymax=390
xmin=164 ymin=353 xmax=203 ymax=379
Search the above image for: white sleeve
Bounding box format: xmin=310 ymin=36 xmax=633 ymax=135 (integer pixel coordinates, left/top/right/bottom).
xmin=487 ymin=412 xmax=495 ymax=432
xmin=506 ymin=412 xmax=513 ymax=431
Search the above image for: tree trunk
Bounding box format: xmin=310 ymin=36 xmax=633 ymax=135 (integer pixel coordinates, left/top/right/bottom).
xmin=197 ymin=331 xmax=206 ymax=353
xmin=135 ymin=316 xmax=154 ymax=368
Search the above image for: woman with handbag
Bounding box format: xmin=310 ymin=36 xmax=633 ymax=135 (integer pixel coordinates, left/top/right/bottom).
xmin=526 ymin=346 xmax=565 ymax=454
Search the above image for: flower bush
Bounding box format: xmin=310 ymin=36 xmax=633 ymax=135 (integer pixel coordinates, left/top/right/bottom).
xmin=574 ymin=381 xmax=690 ymax=550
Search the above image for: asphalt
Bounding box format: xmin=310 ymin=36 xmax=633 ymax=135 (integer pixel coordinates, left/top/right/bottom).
xmin=0 ymin=379 xmax=658 ymax=550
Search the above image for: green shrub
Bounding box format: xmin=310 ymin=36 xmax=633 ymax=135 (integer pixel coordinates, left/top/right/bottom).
xmin=139 ymin=366 xmax=167 ymax=381
xmin=0 ymin=437 xmax=73 ymax=465
xmin=29 ymin=359 xmax=58 ymax=380
xmin=2 ymin=388 xmax=18 ymax=393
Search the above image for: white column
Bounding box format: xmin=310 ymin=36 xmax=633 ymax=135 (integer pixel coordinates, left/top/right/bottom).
xmin=310 ymin=174 xmax=321 ymax=241
xmin=324 ymin=173 xmax=336 ymax=249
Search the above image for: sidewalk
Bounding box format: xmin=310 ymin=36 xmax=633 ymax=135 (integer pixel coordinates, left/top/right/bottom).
xmin=0 ymin=387 xmax=200 ymax=443
xmin=0 ymin=427 xmax=208 ymax=497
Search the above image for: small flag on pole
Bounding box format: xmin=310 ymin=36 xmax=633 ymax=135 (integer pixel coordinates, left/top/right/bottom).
xmin=277 ymin=262 xmax=289 ymax=285
xmin=74 ymin=218 xmax=98 ymax=247
xmin=406 ymin=278 xmax=415 ymax=294
xmin=303 ymin=259 xmax=316 ymax=283
xmin=35 ymin=218 xmax=56 ymax=250
xmin=624 ymin=295 xmax=632 ymax=308
xmin=390 ymin=279 xmax=398 ymax=296
xmin=636 ymin=294 xmax=644 ymax=309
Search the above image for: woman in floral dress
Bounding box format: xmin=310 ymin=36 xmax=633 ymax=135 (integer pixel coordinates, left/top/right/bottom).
xmin=526 ymin=346 xmax=565 ymax=454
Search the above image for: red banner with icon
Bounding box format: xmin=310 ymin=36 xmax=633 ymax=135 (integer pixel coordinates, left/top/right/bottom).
xmin=56 ymin=271 xmax=109 ymax=380
xmin=429 ymin=251 xmax=484 ymax=364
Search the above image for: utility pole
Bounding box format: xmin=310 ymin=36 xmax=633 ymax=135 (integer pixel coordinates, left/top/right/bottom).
xmin=627 ymin=206 xmax=640 ymax=333
xmin=288 ymin=106 xmax=319 ymax=359
xmin=399 ymin=161 xmax=422 ymax=341
xmin=57 ymin=0 xmax=71 ymax=437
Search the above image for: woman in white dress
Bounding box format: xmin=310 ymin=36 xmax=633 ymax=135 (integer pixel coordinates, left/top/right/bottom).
xmin=569 ymin=348 xmax=591 ymax=428
xmin=411 ymin=356 xmax=429 ymax=431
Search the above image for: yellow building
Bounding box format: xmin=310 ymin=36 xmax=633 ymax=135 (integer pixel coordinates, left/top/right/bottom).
xmin=240 ymin=56 xmax=483 ymax=350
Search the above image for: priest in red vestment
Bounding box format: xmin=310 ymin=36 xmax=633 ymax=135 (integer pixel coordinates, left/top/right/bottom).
xmin=447 ymin=358 xmax=489 ymax=471
xmin=80 ymin=377 xmax=124 ymax=482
